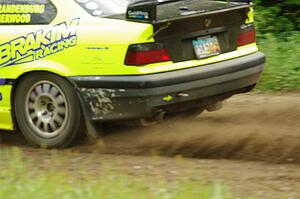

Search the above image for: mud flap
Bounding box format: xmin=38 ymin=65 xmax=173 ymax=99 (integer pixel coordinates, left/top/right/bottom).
xmin=75 ymin=90 xmax=102 ymax=140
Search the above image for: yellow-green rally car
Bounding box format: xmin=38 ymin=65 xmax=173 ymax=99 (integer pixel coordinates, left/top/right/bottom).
xmin=0 ymin=0 xmax=265 ymax=148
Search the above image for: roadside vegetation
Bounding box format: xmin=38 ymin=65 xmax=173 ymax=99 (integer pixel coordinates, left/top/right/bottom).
xmin=254 ymin=0 xmax=300 ymax=91
xmin=0 ymin=148 xmax=252 ymax=199
xmin=257 ymin=34 xmax=300 ymax=91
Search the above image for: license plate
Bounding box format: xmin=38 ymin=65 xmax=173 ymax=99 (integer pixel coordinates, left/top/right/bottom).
xmin=193 ymin=36 xmax=221 ymax=59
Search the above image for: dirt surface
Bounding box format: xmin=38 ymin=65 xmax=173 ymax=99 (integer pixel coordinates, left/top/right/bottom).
xmin=79 ymin=92 xmax=300 ymax=164
xmin=1 ymin=93 xmax=300 ymax=198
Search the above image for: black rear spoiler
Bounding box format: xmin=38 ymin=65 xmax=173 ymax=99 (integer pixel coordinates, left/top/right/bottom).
xmin=126 ymin=0 xmax=251 ymax=24
xmin=230 ymin=0 xmax=252 ymax=3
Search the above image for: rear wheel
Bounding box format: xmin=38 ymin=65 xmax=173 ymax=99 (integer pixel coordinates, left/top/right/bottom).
xmin=14 ymin=73 xmax=84 ymax=148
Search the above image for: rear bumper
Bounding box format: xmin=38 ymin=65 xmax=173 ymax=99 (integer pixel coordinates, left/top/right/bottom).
xmin=69 ymin=52 xmax=265 ymax=122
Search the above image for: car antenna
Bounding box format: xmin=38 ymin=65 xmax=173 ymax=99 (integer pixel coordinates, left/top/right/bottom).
xmin=147 ymin=22 xmax=171 ymax=40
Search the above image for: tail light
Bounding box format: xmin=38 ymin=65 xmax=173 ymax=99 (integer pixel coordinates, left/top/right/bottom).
xmin=238 ymin=23 xmax=256 ymax=47
xmin=125 ymin=43 xmax=171 ymax=66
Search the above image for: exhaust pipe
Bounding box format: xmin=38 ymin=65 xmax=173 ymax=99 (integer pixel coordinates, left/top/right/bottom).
xmin=206 ymin=101 xmax=223 ymax=112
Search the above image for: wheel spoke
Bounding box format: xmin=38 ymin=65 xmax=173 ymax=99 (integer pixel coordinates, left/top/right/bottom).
xmin=28 ymin=102 xmax=35 ymax=110
xmin=50 ymin=86 xmax=59 ymax=98
xmin=36 ymin=118 xmax=42 ymax=129
xmin=49 ymin=121 xmax=57 ymax=131
xmin=56 ymin=106 xmax=66 ymax=115
xmin=54 ymin=114 xmax=64 ymax=125
xmin=43 ymin=122 xmax=49 ymax=132
xmin=30 ymin=112 xmax=37 ymax=120
xmin=42 ymin=83 xmax=51 ymax=93
xmin=35 ymin=85 xmax=42 ymax=95
xmin=56 ymin=95 xmax=65 ymax=105
xmin=29 ymin=92 xmax=37 ymax=101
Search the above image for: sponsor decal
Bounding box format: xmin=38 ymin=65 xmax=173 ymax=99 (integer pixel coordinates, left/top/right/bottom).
xmin=163 ymin=95 xmax=173 ymax=102
xmin=0 ymin=0 xmax=57 ymax=25
xmin=127 ymin=10 xmax=150 ymax=20
xmin=0 ymin=4 xmax=44 ymax=24
xmin=0 ymin=18 xmax=80 ymax=68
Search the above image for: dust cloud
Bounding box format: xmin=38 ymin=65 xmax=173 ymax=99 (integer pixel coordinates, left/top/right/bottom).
xmin=78 ymin=93 xmax=300 ymax=164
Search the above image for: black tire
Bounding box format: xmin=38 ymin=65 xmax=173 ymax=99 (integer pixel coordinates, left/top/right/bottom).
xmin=14 ymin=72 xmax=84 ymax=148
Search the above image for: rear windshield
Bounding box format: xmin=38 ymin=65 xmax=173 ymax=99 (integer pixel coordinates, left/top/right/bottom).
xmin=74 ymin=0 xmax=132 ymax=17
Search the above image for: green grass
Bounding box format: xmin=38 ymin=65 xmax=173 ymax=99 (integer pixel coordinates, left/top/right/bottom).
xmin=256 ymin=32 xmax=300 ymax=91
xmin=0 ymin=148 xmax=250 ymax=199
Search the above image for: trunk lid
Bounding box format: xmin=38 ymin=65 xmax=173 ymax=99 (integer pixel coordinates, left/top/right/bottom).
xmin=127 ymin=0 xmax=251 ymax=62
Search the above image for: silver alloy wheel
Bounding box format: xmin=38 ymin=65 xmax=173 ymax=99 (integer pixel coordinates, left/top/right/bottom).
xmin=25 ymin=81 xmax=69 ymax=138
